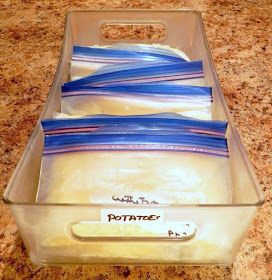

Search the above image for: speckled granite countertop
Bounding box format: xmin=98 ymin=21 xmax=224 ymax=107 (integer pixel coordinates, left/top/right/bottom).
xmin=0 ymin=1 xmax=271 ymax=279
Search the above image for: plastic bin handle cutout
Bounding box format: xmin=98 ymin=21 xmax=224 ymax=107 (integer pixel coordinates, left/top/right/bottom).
xmin=68 ymin=221 xmax=196 ymax=242
xmin=100 ymin=22 xmax=167 ymax=42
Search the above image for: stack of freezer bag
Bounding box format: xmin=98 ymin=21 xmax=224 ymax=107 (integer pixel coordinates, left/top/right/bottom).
xmin=64 ymin=44 xmax=207 ymax=118
xmin=37 ymin=113 xmax=231 ymax=205
xmin=38 ymin=44 xmax=232 ymax=205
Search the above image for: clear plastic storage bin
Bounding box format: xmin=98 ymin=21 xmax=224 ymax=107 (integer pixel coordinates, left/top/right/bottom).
xmin=3 ymin=10 xmax=264 ymax=265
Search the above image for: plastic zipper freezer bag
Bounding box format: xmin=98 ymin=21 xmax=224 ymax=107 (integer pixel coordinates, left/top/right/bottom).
xmin=42 ymin=113 xmax=227 ymax=137
xmin=37 ymin=132 xmax=231 ymax=204
xmin=107 ymin=43 xmax=190 ymax=60
xmin=61 ymin=84 xmax=212 ymax=119
xmin=65 ymin=60 xmax=205 ymax=88
xmin=71 ymin=44 xmax=189 ymax=80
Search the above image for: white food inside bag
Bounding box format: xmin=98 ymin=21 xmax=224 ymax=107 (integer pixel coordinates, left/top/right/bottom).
xmin=61 ymin=95 xmax=211 ymax=120
xmin=37 ymin=151 xmax=231 ymax=204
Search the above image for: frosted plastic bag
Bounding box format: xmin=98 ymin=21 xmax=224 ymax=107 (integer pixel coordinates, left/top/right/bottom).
xmin=37 ymin=132 xmax=231 ymax=204
xmin=42 ymin=113 xmax=227 ymax=137
xmin=107 ymin=43 xmax=190 ymax=60
xmin=71 ymin=44 xmax=189 ymax=80
xmin=61 ymin=84 xmax=212 ymax=119
xmin=65 ymin=60 xmax=205 ymax=88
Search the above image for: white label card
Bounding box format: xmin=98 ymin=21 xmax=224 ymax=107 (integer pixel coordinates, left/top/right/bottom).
xmin=101 ymin=208 xmax=164 ymax=224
